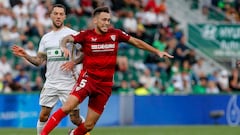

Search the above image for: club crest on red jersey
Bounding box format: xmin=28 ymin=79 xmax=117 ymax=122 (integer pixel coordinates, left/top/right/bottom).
xmin=110 ymin=35 xmax=116 ymax=41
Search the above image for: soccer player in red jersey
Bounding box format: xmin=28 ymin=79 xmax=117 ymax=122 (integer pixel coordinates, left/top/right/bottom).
xmin=41 ymin=6 xmax=173 ymax=135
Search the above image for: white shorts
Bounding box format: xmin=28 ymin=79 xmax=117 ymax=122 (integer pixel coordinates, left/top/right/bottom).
xmin=39 ymin=87 xmax=79 ymax=109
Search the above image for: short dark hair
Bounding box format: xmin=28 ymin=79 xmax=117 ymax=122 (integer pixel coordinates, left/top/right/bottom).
xmin=92 ymin=6 xmax=110 ymax=17
xmin=50 ymin=4 xmax=66 ymax=14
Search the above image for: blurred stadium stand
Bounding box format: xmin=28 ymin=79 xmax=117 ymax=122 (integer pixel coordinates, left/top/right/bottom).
xmin=1 ymin=0 xmax=240 ymax=128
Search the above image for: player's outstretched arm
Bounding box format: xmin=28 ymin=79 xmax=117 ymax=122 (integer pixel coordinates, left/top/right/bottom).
xmin=11 ymin=45 xmax=46 ymax=66
xmin=60 ymin=35 xmax=75 ymax=58
xmin=127 ymin=37 xmax=174 ymax=58
xmin=61 ymin=52 xmax=84 ymax=71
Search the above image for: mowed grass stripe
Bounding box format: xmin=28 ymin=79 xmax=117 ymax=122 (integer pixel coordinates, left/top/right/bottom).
xmin=0 ymin=126 xmax=239 ymax=135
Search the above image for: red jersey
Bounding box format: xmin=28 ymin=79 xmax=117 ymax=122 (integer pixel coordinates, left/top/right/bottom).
xmin=72 ymin=28 xmax=130 ymax=86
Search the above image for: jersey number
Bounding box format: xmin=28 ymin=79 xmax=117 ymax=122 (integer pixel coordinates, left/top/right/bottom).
xmin=76 ymin=79 xmax=87 ymax=91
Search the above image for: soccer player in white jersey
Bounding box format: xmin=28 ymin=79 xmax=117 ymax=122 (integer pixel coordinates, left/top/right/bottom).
xmin=11 ymin=4 xmax=86 ymax=135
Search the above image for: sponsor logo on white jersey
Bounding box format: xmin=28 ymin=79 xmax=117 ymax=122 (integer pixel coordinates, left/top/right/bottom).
xmin=47 ymin=49 xmax=62 ymax=57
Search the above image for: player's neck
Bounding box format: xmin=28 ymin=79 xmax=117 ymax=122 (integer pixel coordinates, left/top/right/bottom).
xmin=94 ymin=28 xmax=104 ymax=35
xmin=52 ymin=25 xmax=65 ymax=32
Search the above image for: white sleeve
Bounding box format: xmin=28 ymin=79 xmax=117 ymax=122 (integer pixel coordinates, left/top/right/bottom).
xmin=38 ymin=37 xmax=45 ymax=53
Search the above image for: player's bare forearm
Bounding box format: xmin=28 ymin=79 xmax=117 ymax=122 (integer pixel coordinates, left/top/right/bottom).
xmin=128 ymin=37 xmax=173 ymax=58
xmin=60 ymin=35 xmax=74 ymax=49
xmin=128 ymin=37 xmax=159 ymax=54
xmin=25 ymin=53 xmax=47 ymax=66
xmin=74 ymin=52 xmax=84 ymax=64
xmin=12 ymin=45 xmax=47 ymax=66
xmin=61 ymin=35 xmax=75 ymax=58
xmin=61 ymin=53 xmax=83 ymax=71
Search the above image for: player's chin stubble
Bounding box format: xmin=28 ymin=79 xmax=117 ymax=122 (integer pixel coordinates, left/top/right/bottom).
xmin=53 ymin=22 xmax=63 ymax=29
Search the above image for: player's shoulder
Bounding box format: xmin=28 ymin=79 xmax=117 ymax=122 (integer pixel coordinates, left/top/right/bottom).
xmin=41 ymin=31 xmax=54 ymax=40
xmin=108 ymin=28 xmax=126 ymax=34
xmin=64 ymin=27 xmax=77 ymax=33
xmin=108 ymin=28 xmax=121 ymax=32
xmin=76 ymin=29 xmax=93 ymax=36
xmin=82 ymin=29 xmax=93 ymax=33
xmin=108 ymin=28 xmax=129 ymax=36
xmin=62 ymin=27 xmax=79 ymax=35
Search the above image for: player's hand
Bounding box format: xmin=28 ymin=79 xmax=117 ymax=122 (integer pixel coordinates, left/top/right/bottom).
xmin=61 ymin=61 xmax=75 ymax=71
xmin=11 ymin=45 xmax=27 ymax=57
xmin=61 ymin=47 xmax=70 ymax=58
xmin=158 ymin=51 xmax=174 ymax=58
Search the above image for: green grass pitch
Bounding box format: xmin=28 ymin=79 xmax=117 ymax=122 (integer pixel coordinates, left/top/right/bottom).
xmin=0 ymin=126 xmax=239 ymax=135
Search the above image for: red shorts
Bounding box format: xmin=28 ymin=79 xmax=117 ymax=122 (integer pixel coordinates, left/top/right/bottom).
xmin=70 ymin=70 xmax=112 ymax=114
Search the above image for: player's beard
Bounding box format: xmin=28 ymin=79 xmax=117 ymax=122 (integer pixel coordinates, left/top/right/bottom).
xmin=53 ymin=21 xmax=63 ymax=29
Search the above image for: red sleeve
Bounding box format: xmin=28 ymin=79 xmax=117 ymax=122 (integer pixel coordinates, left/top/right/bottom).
xmin=116 ymin=29 xmax=131 ymax=42
xmin=71 ymin=30 xmax=85 ymax=44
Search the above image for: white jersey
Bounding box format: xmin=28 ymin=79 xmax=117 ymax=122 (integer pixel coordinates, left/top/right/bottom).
xmin=38 ymin=27 xmax=81 ymax=90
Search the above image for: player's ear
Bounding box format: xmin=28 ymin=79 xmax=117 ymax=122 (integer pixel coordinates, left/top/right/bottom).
xmin=93 ymin=16 xmax=97 ymax=24
xmin=50 ymin=12 xmax=53 ymax=19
